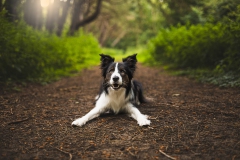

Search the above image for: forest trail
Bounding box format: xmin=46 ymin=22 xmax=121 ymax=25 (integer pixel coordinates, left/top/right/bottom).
xmin=0 ymin=65 xmax=240 ymax=160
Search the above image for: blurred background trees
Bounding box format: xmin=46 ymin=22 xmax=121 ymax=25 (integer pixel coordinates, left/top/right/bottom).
xmin=2 ymin=0 xmax=239 ymax=49
xmin=0 ymin=0 xmax=207 ymax=48
xmin=2 ymin=0 xmax=103 ymax=36
xmin=1 ymin=0 xmax=240 ymax=86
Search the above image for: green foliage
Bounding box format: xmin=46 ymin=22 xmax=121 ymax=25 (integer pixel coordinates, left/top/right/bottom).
xmin=101 ymin=47 xmax=152 ymax=65
xmin=216 ymin=5 xmax=240 ymax=73
xmin=170 ymin=69 xmax=240 ymax=87
xmin=148 ymin=23 xmax=226 ymax=69
xmin=98 ymin=0 xmax=165 ymax=50
xmin=202 ymin=0 xmax=240 ymax=23
xmin=101 ymin=48 xmax=124 ymax=60
xmin=0 ymin=14 xmax=101 ymax=83
xmin=143 ymin=6 xmax=240 ymax=87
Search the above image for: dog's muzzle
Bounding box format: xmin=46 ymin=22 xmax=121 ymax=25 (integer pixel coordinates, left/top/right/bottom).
xmin=111 ymin=76 xmax=121 ymax=90
xmin=112 ymin=83 xmax=121 ymax=90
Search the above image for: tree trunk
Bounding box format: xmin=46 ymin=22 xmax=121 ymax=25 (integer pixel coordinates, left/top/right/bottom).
xmin=68 ymin=0 xmax=83 ymax=35
xmin=4 ymin=0 xmax=21 ymax=22
xmin=46 ymin=0 xmax=60 ymax=34
xmin=68 ymin=0 xmax=102 ymax=35
xmin=74 ymin=0 xmax=102 ymax=30
xmin=35 ymin=0 xmax=43 ymax=30
xmin=57 ymin=0 xmax=70 ymax=36
xmin=23 ymin=0 xmax=43 ymax=29
xmin=0 ymin=0 xmax=3 ymax=12
xmin=111 ymin=31 xmax=126 ymax=47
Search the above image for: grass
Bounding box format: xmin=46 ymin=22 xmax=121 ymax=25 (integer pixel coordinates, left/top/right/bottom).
xmin=101 ymin=46 xmax=152 ymax=63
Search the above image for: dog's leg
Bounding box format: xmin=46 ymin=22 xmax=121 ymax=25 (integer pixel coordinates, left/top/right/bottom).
xmin=72 ymin=96 xmax=109 ymax=127
xmin=125 ymin=103 xmax=151 ymax=126
xmin=71 ymin=105 xmax=107 ymax=127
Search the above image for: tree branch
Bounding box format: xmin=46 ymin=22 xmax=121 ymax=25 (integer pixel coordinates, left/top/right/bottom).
xmin=74 ymin=0 xmax=102 ymax=30
xmin=8 ymin=117 xmax=30 ymax=125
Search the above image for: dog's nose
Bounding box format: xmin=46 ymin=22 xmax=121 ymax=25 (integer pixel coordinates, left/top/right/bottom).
xmin=113 ymin=76 xmax=119 ymax=82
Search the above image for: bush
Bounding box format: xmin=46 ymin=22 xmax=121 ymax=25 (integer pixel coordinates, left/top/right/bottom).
xmin=215 ymin=5 xmax=240 ymax=73
xmin=0 ymin=14 xmax=101 ymax=82
xmin=144 ymin=10 xmax=240 ymax=87
xmin=148 ymin=23 xmax=227 ymax=69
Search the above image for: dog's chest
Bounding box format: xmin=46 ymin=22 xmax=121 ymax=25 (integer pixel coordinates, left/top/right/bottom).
xmin=107 ymin=88 xmax=130 ymax=113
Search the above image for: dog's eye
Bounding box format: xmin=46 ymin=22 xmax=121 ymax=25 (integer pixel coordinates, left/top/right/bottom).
xmin=108 ymin=69 xmax=114 ymax=73
xmin=120 ymin=70 xmax=125 ymax=74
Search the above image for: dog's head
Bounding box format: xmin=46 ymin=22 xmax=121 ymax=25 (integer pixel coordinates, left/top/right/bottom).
xmin=99 ymin=54 xmax=137 ymax=91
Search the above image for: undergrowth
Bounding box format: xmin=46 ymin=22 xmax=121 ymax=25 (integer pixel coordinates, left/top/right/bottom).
xmin=170 ymin=69 xmax=240 ymax=87
xmin=141 ymin=20 xmax=240 ymax=87
xmin=101 ymin=47 xmax=150 ymax=62
xmin=0 ymin=13 xmax=101 ymax=84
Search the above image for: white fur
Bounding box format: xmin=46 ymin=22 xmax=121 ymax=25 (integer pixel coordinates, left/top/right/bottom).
xmin=110 ymin=63 xmax=122 ymax=85
xmin=71 ymin=87 xmax=151 ymax=127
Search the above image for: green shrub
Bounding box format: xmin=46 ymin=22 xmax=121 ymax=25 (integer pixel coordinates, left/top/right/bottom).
xmin=143 ymin=13 xmax=240 ymax=87
xmin=148 ymin=23 xmax=227 ymax=69
xmin=215 ymin=5 xmax=240 ymax=73
xmin=0 ymin=14 xmax=101 ymax=82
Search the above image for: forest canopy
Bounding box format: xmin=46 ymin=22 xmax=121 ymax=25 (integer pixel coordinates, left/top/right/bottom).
xmin=2 ymin=0 xmax=232 ymax=48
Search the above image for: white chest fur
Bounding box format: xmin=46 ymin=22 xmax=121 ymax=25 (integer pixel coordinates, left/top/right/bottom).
xmin=97 ymin=88 xmax=131 ymax=114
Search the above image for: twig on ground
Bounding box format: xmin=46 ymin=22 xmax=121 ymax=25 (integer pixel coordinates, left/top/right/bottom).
xmin=55 ymin=147 xmax=72 ymax=160
xmin=159 ymin=150 xmax=176 ymax=160
xmin=8 ymin=117 xmax=29 ymax=125
xmin=149 ymin=116 xmax=159 ymax=120
xmin=126 ymin=147 xmax=136 ymax=157
xmin=127 ymin=149 xmax=136 ymax=157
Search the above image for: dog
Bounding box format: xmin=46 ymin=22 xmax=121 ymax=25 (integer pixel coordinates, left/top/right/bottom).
xmin=71 ymin=54 xmax=151 ymax=127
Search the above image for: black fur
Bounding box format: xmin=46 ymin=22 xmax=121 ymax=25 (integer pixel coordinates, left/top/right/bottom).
xmin=131 ymin=80 xmax=148 ymax=104
xmin=98 ymin=54 xmax=147 ymax=105
xmin=99 ymin=54 xmax=114 ymax=77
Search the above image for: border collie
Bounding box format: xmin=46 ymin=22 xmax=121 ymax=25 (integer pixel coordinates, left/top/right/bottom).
xmin=71 ymin=54 xmax=151 ymax=127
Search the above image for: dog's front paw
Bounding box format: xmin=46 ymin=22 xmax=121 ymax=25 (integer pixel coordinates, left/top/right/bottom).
xmin=137 ymin=115 xmax=151 ymax=126
xmin=71 ymin=117 xmax=87 ymax=127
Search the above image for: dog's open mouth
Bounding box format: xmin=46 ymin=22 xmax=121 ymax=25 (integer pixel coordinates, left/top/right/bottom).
xmin=112 ymin=84 xmax=121 ymax=90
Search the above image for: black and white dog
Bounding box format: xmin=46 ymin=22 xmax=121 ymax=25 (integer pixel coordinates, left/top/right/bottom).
xmin=71 ymin=54 xmax=151 ymax=127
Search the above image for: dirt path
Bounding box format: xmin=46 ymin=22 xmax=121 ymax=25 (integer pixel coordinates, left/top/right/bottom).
xmin=0 ymin=65 xmax=240 ymax=160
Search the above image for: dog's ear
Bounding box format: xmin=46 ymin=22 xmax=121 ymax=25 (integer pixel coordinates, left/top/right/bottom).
xmin=99 ymin=54 xmax=114 ymax=68
xmin=122 ymin=54 xmax=137 ymax=72
xmin=99 ymin=54 xmax=114 ymax=76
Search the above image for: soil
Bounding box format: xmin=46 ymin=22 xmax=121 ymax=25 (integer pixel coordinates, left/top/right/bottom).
xmin=0 ymin=65 xmax=240 ymax=160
